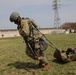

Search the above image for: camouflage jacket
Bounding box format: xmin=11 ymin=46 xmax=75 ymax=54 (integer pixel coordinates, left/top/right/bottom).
xmin=18 ymin=18 xmax=42 ymax=41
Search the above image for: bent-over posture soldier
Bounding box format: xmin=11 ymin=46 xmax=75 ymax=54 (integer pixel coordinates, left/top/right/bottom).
xmin=9 ymin=12 xmax=50 ymax=70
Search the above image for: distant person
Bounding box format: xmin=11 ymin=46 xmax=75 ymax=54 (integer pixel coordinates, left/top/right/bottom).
xmin=9 ymin=12 xmax=50 ymax=70
xmin=2 ymin=34 xmax=4 ymax=38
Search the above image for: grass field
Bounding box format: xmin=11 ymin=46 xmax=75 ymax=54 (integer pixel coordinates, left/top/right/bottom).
xmin=0 ymin=33 xmax=76 ymax=75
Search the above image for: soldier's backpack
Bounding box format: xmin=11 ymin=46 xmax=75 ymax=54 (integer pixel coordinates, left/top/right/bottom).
xmin=39 ymin=37 xmax=48 ymax=51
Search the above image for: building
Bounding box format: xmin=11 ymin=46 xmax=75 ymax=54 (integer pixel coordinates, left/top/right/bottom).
xmin=0 ymin=28 xmax=65 ymax=38
xmin=0 ymin=29 xmax=20 ymax=38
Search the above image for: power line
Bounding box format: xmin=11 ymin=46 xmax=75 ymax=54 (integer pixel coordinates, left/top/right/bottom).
xmin=53 ymin=0 xmax=61 ymax=29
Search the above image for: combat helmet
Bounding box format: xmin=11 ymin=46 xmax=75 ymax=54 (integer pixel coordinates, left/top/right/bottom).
xmin=9 ymin=12 xmax=20 ymax=22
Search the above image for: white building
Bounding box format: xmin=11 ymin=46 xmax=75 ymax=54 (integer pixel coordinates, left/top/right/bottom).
xmin=0 ymin=29 xmax=20 ymax=38
xmin=0 ymin=28 xmax=65 ymax=38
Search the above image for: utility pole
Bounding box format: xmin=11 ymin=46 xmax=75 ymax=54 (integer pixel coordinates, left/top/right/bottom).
xmin=53 ymin=0 xmax=61 ymax=29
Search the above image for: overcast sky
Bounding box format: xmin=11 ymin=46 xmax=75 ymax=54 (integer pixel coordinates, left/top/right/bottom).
xmin=0 ymin=0 xmax=76 ymax=29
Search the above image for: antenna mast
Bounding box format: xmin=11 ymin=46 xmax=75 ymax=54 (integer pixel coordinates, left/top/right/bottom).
xmin=53 ymin=0 xmax=61 ymax=29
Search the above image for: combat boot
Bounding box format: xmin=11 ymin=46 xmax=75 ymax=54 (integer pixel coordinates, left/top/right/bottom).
xmin=42 ymin=63 xmax=50 ymax=71
xmin=38 ymin=56 xmax=50 ymax=70
xmin=38 ymin=60 xmax=50 ymax=70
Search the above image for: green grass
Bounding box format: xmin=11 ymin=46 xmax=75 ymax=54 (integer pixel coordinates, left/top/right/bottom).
xmin=0 ymin=33 xmax=76 ymax=75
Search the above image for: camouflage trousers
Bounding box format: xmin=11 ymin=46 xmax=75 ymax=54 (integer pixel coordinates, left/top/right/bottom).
xmin=25 ymin=46 xmax=48 ymax=66
xmin=25 ymin=38 xmax=48 ymax=67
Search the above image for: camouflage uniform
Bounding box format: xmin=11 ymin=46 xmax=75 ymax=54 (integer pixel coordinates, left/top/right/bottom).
xmin=9 ymin=12 xmax=49 ymax=69
xmin=54 ymin=48 xmax=76 ymax=62
xmin=18 ymin=18 xmax=48 ymax=66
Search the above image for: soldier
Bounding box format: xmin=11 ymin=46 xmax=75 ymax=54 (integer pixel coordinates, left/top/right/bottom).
xmin=54 ymin=48 xmax=76 ymax=62
xmin=9 ymin=12 xmax=50 ymax=70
